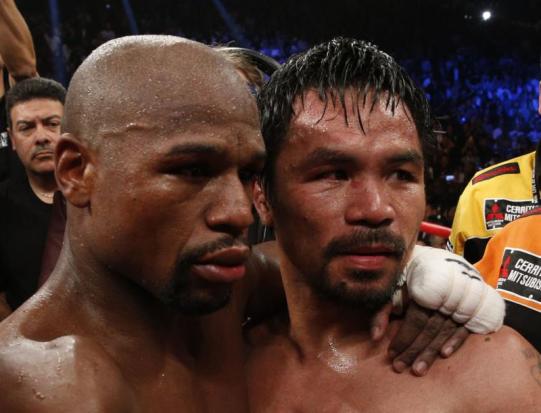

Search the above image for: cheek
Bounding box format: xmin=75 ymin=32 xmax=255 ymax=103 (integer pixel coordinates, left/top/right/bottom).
xmin=13 ymin=137 xmax=29 ymax=154
xmin=272 ymin=187 xmax=342 ymax=266
xmin=393 ymin=187 xmax=426 ymax=234
xmin=275 ymin=185 xmax=342 ymax=233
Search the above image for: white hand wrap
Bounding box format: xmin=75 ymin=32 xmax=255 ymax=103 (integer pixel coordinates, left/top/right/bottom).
xmin=403 ymin=245 xmax=505 ymax=334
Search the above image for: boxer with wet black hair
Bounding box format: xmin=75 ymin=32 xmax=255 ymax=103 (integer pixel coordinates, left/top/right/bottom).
xmin=249 ymin=38 xmax=539 ymax=412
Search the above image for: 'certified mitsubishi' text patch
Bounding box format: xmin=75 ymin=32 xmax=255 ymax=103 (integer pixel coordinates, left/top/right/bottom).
xmin=484 ymin=199 xmax=537 ymax=231
xmin=497 ymin=248 xmax=541 ymax=312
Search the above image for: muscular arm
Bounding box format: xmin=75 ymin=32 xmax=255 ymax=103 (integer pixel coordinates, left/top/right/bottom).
xmin=0 ymin=0 xmax=37 ymax=81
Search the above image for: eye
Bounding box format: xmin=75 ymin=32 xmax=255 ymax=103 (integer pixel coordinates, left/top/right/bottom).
xmin=168 ymin=163 xmax=211 ymax=179
xmin=392 ymin=169 xmax=417 ymax=182
xmin=18 ymin=124 xmax=32 ymax=132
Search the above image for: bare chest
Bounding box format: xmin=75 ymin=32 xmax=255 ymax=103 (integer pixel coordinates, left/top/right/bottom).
xmin=249 ymin=355 xmax=465 ymax=413
xmin=132 ymin=353 xmax=249 ymax=413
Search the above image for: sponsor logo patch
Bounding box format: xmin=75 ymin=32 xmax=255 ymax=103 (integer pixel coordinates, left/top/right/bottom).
xmin=497 ymin=248 xmax=541 ymax=311
xmin=472 ymin=162 xmax=520 ymax=185
xmin=484 ymin=199 xmax=537 ymax=230
xmin=0 ymin=132 xmax=8 ymax=148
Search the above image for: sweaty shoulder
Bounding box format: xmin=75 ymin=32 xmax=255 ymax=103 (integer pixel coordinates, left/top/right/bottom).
xmin=0 ymin=334 xmax=138 ymax=412
xmin=446 ymin=326 xmax=540 ymax=411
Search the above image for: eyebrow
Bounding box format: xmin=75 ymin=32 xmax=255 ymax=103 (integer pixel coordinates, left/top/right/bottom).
xmin=295 ymin=147 xmax=424 ymax=171
xmin=296 ymin=148 xmax=358 ymax=170
xmin=386 ymin=150 xmax=424 ymax=166
xmin=164 ymin=143 xmax=224 ymax=158
xmin=15 ymin=115 xmax=62 ymax=126
xmin=164 ymin=143 xmax=266 ymax=165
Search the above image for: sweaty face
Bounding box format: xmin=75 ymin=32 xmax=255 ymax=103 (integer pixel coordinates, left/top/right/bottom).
xmin=270 ymin=90 xmax=425 ymax=312
xmin=84 ymin=55 xmax=265 ymax=315
xmin=9 ymin=98 xmax=63 ymax=175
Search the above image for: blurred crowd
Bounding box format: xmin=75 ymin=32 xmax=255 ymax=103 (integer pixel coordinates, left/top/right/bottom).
xmin=15 ymin=0 xmax=541 ymax=230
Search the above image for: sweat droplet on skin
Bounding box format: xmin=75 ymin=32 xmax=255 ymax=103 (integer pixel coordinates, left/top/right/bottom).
xmin=317 ymin=337 xmax=358 ymax=374
xmin=32 ymin=388 xmax=46 ymax=400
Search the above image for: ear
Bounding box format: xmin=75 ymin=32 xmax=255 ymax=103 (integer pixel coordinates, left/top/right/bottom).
xmin=252 ymin=179 xmax=274 ymax=227
xmin=55 ymin=133 xmax=95 ymax=208
xmin=7 ymin=128 xmax=16 ymax=152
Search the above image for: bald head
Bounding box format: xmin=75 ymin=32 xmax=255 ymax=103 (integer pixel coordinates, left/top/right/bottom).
xmin=56 ymin=35 xmax=264 ymax=312
xmin=63 ymin=35 xmax=253 ymax=143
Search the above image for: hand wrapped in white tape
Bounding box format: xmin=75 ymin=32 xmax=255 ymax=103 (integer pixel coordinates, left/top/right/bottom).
xmin=404 ymin=245 xmax=505 ymax=334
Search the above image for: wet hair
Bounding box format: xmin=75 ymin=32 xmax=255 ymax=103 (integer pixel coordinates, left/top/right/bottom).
xmin=257 ymin=37 xmax=435 ymax=201
xmin=5 ymin=77 xmax=66 ymax=128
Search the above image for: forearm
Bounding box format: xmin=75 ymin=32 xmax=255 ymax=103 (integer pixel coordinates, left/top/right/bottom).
xmin=0 ymin=0 xmax=37 ymax=80
xmin=0 ymin=292 xmax=12 ymax=322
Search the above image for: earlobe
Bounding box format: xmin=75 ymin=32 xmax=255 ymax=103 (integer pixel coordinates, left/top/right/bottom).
xmin=252 ymin=180 xmax=274 ymax=227
xmin=55 ymin=133 xmax=94 ymax=208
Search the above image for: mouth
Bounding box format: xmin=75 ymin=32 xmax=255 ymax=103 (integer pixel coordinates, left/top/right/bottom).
xmin=32 ymin=151 xmax=54 ymax=160
xmin=191 ymin=246 xmax=250 ymax=283
xmin=335 ymin=245 xmax=401 ymax=271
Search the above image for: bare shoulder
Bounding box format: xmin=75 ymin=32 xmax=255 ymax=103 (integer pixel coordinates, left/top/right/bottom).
xmin=0 ymin=334 xmax=138 ymax=412
xmin=449 ymin=326 xmax=540 ymax=411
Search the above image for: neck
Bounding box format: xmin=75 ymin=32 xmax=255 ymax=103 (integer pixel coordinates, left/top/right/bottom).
xmin=279 ymin=252 xmax=384 ymax=360
xmin=42 ymin=227 xmax=200 ymax=360
xmin=27 ymin=171 xmax=57 ymax=204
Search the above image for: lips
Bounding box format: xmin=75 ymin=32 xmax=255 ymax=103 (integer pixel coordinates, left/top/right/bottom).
xmin=32 ymin=150 xmax=54 ymax=160
xmin=336 ymin=245 xmax=399 ymax=271
xmin=191 ymin=246 xmax=250 ymax=283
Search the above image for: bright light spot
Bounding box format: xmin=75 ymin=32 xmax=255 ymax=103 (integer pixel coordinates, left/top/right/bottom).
xmin=482 ymin=10 xmax=492 ymax=21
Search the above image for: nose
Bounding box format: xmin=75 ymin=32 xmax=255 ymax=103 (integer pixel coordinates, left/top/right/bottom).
xmin=205 ymin=173 xmax=254 ymax=237
xmin=34 ymin=123 xmax=54 ymax=145
xmin=344 ymin=177 xmax=395 ymax=228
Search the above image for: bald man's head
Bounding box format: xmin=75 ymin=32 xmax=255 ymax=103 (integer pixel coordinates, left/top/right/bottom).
xmin=56 ymin=35 xmax=264 ymax=315
xmin=62 ymin=35 xmax=253 ymax=144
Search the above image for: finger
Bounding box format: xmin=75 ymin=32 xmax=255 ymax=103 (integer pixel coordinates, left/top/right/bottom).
xmin=388 ymin=302 xmax=431 ymax=359
xmin=440 ymin=326 xmax=470 ymax=358
xmin=410 ymin=318 xmax=458 ymax=376
xmin=371 ymin=302 xmax=393 ymax=341
xmin=391 ymin=312 xmax=446 ymax=373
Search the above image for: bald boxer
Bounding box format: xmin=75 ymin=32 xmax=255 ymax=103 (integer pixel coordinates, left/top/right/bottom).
xmin=249 ymin=38 xmax=539 ymax=412
xmin=0 ymin=35 xmax=264 ymax=412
